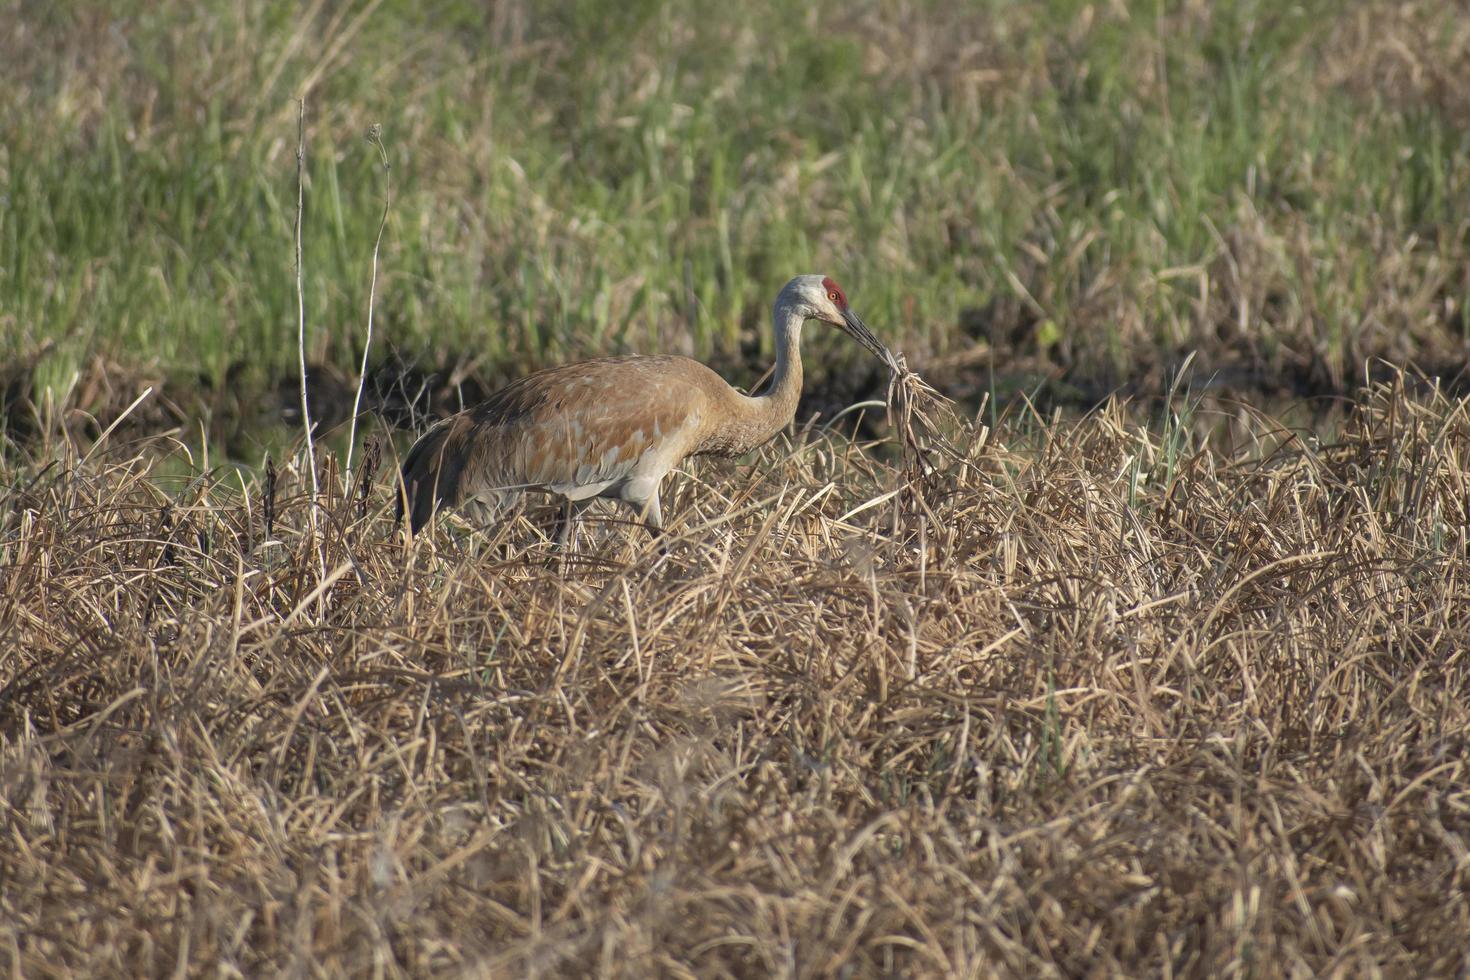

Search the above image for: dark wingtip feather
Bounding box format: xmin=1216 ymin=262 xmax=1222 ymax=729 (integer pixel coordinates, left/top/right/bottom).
xmin=397 ymin=421 xmax=463 ymax=534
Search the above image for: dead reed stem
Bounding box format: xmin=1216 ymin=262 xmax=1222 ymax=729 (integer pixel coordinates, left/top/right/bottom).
xmin=345 ymin=124 xmax=392 ymax=485
xmin=293 ymin=97 xmax=318 ymax=514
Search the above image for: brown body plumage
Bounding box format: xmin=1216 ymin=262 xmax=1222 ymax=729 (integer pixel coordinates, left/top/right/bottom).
xmin=397 ymin=275 xmax=887 ymax=538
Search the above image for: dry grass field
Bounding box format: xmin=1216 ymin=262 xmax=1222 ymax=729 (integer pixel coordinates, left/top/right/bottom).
xmin=3 ymin=373 xmax=1469 ymax=976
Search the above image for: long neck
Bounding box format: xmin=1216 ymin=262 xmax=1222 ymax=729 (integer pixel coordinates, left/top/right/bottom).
xmin=716 ymin=299 xmax=806 ymax=455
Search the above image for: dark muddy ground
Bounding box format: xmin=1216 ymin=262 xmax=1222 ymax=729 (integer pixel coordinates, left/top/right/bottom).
xmin=5 ymin=312 xmax=1469 ymax=465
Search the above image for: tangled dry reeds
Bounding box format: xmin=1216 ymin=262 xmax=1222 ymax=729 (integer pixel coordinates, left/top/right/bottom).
xmin=2 ymin=374 xmax=1468 ymax=976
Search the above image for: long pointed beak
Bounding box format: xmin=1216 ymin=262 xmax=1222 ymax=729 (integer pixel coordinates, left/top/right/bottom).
xmin=841 ymin=307 xmax=896 ymax=367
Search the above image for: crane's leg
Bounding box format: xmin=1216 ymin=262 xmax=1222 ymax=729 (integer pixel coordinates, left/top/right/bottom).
xmin=614 ymin=480 xmax=666 ymax=551
xmin=549 ymin=497 xmax=591 ymax=550
xmin=640 ymin=494 xmax=663 ymax=535
xmin=633 ymin=493 xmax=667 ymax=555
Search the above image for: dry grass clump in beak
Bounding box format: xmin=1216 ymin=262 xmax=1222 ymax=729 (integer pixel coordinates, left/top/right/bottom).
xmin=874 ymin=344 xmax=975 ymax=525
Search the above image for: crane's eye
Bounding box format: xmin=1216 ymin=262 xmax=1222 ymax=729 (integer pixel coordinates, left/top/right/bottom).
xmin=827 ymin=291 xmax=839 ymax=302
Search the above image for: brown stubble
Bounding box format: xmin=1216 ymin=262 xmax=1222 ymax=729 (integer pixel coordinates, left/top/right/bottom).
xmin=2 ymin=373 xmax=1469 ymax=976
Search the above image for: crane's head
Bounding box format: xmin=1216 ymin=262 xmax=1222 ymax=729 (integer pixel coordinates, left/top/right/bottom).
xmin=781 ymin=274 xmax=891 ymax=363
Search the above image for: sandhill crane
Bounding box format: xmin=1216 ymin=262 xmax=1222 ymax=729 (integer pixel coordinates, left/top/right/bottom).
xmin=397 ymin=274 xmax=889 ymax=542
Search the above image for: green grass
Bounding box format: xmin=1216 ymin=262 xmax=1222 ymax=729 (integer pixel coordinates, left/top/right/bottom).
xmin=3 ymin=0 xmax=1468 ymax=426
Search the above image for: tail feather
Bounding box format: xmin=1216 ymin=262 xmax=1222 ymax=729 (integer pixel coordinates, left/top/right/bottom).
xmin=397 ymin=420 xmax=466 ymax=534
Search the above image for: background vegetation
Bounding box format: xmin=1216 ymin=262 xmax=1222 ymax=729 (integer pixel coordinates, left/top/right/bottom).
xmin=4 ymin=0 xmax=1469 ymax=448
xmin=3 ymin=0 xmax=1470 ymax=975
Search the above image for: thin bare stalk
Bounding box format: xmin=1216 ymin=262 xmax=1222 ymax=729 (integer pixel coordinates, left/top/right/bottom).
xmin=294 ymin=98 xmax=320 ymax=527
xmin=346 ymin=124 xmax=392 ymax=484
